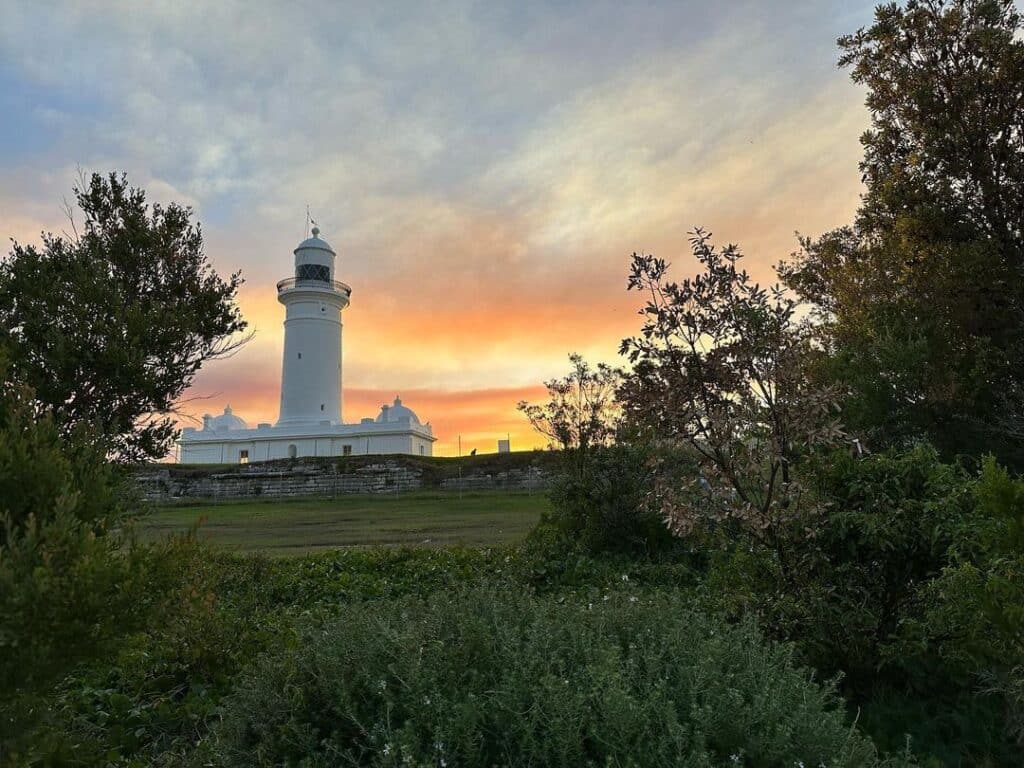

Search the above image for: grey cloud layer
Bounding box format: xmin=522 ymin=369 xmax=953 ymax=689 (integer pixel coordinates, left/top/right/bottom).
xmin=0 ymin=0 xmax=876 ymax=392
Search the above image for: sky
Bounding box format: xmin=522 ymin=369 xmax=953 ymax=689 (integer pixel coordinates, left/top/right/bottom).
xmin=0 ymin=0 xmax=878 ymax=456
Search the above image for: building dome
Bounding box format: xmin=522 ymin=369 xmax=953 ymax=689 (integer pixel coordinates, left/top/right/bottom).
xmin=376 ymin=396 xmax=421 ymax=425
xmin=294 ymin=226 xmax=336 ymax=256
xmin=204 ymin=404 xmax=249 ymax=432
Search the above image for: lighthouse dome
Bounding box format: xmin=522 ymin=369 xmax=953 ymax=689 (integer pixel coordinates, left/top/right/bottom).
xmin=295 ymin=226 xmax=336 ymax=255
xmin=376 ymin=396 xmax=421 ymax=425
xmin=204 ymin=404 xmax=248 ymax=432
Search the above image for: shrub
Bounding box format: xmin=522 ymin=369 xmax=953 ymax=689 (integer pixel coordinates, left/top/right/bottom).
xmin=0 ymin=361 xmax=135 ymax=741
xmin=698 ymin=445 xmax=1024 ymax=764
xmin=543 ymin=443 xmax=681 ymax=556
xmin=0 ymin=354 xmax=215 ymax=763
xmin=793 ymin=445 xmax=975 ymax=687
xmin=207 ymin=587 xmax=906 ymax=768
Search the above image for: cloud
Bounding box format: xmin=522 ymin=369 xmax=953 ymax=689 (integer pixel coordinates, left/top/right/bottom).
xmin=0 ymin=0 xmax=878 ymax=455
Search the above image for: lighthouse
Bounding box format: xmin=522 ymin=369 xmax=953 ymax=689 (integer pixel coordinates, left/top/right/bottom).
xmin=276 ymin=226 xmax=351 ymax=427
xmin=177 ymin=223 xmax=436 ymax=464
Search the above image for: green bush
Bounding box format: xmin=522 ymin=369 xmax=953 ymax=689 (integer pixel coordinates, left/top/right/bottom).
xmin=794 ymin=446 xmax=975 ymax=686
xmin=697 ymin=445 xmax=1024 ymax=765
xmin=208 ymin=587 xmax=906 ymax=768
xmin=544 ymin=444 xmax=680 ymax=556
xmin=0 ymin=362 xmax=140 ymax=752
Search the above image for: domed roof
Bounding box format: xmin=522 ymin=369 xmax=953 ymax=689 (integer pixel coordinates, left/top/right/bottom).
xmin=375 ymin=396 xmax=421 ymax=425
xmin=204 ymin=404 xmax=248 ymax=431
xmin=294 ymin=226 xmax=336 ymax=255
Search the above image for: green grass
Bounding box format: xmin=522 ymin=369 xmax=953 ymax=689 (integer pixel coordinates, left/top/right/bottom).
xmin=134 ymin=490 xmax=549 ymax=554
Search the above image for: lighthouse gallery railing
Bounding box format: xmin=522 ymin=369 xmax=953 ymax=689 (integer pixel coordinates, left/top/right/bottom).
xmin=276 ymin=277 xmax=352 ymax=295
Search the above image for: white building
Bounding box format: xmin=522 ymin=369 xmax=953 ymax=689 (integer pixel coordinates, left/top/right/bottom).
xmin=178 ymin=227 xmax=435 ymax=464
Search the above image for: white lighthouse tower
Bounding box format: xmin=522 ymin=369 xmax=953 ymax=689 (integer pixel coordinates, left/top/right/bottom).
xmin=276 ymin=226 xmax=350 ymax=427
xmin=177 ymin=223 xmax=436 ymax=464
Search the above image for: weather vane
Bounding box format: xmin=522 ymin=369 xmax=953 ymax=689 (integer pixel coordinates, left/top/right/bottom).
xmin=305 ymin=205 xmax=319 ymax=237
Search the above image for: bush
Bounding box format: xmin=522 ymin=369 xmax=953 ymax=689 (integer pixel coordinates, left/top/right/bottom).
xmin=0 ymin=362 xmax=139 ymax=750
xmin=544 ymin=444 xmax=680 ymax=556
xmin=698 ymin=445 xmax=1024 ymax=765
xmin=207 ymin=587 xmax=906 ymax=768
xmin=0 ymin=354 xmax=210 ymax=763
xmin=793 ymin=445 xmax=975 ymax=686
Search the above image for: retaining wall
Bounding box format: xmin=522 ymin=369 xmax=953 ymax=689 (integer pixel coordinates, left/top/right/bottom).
xmin=134 ymin=453 xmax=556 ymax=503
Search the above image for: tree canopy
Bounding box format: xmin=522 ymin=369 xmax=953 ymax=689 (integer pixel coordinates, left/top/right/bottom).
xmin=780 ymin=0 xmax=1024 ymax=464
xmin=0 ymin=173 xmax=247 ymax=463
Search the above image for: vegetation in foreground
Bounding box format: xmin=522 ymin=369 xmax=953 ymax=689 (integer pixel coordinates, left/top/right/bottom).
xmin=210 ymin=587 xmax=904 ymax=768
xmin=135 ymin=491 xmax=548 ymax=553
xmin=3 ymin=2 xmax=1024 ymax=766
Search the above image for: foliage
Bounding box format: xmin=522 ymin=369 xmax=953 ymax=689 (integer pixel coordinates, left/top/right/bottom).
xmin=0 ymin=352 xmax=182 ymax=760
xmin=543 ymin=442 xmax=684 ymax=556
xmin=0 ymin=172 xmax=247 ymax=463
xmin=517 ymin=353 xmax=620 ymax=480
xmin=699 ymin=445 xmax=1024 ymax=765
xmin=793 ymin=446 xmax=975 ymax=688
xmin=779 ymin=0 xmax=1024 ymax=465
xmin=0 ymin=356 xmax=126 ymax=700
xmin=620 ymin=230 xmax=844 ymax=563
xmin=887 ymin=455 xmax=1024 ymax=754
xmin=206 ymin=586 xmax=905 ymax=768
xmin=27 ymin=548 xmax=504 ymax=765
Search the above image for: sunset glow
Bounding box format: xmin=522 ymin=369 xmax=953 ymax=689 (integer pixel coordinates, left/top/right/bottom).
xmin=0 ymin=1 xmax=876 ymax=456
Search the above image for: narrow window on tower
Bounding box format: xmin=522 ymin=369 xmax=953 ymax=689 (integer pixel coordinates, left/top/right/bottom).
xmin=297 ymin=352 xmax=302 ymax=359
xmin=320 ymin=404 xmax=324 ymax=411
xmin=239 ymin=449 xmax=249 ymax=464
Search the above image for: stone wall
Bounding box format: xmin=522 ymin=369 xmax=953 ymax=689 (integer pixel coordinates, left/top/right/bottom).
xmin=134 ymin=453 xmax=555 ymax=504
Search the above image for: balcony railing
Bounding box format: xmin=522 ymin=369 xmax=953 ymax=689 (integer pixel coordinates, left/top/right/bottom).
xmin=276 ymin=277 xmax=352 ymax=296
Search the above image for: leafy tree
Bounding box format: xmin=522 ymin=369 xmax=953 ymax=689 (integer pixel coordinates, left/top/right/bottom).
xmin=780 ymin=0 xmax=1024 ymax=464
xmin=620 ymin=230 xmax=844 ymax=570
xmin=518 ymin=356 xmax=677 ymax=555
xmin=0 ymin=172 xmax=247 ymax=463
xmin=517 ymin=353 xmax=620 ymax=480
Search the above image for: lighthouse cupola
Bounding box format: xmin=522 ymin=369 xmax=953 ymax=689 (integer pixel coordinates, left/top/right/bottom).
xmin=293 ymin=226 xmax=337 ymax=282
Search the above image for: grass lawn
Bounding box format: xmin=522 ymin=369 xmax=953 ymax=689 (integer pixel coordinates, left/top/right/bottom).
xmin=134 ymin=490 xmax=549 ymax=555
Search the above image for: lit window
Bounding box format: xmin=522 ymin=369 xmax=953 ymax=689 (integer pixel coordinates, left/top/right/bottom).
xmin=239 ymin=449 xmax=249 ymax=464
